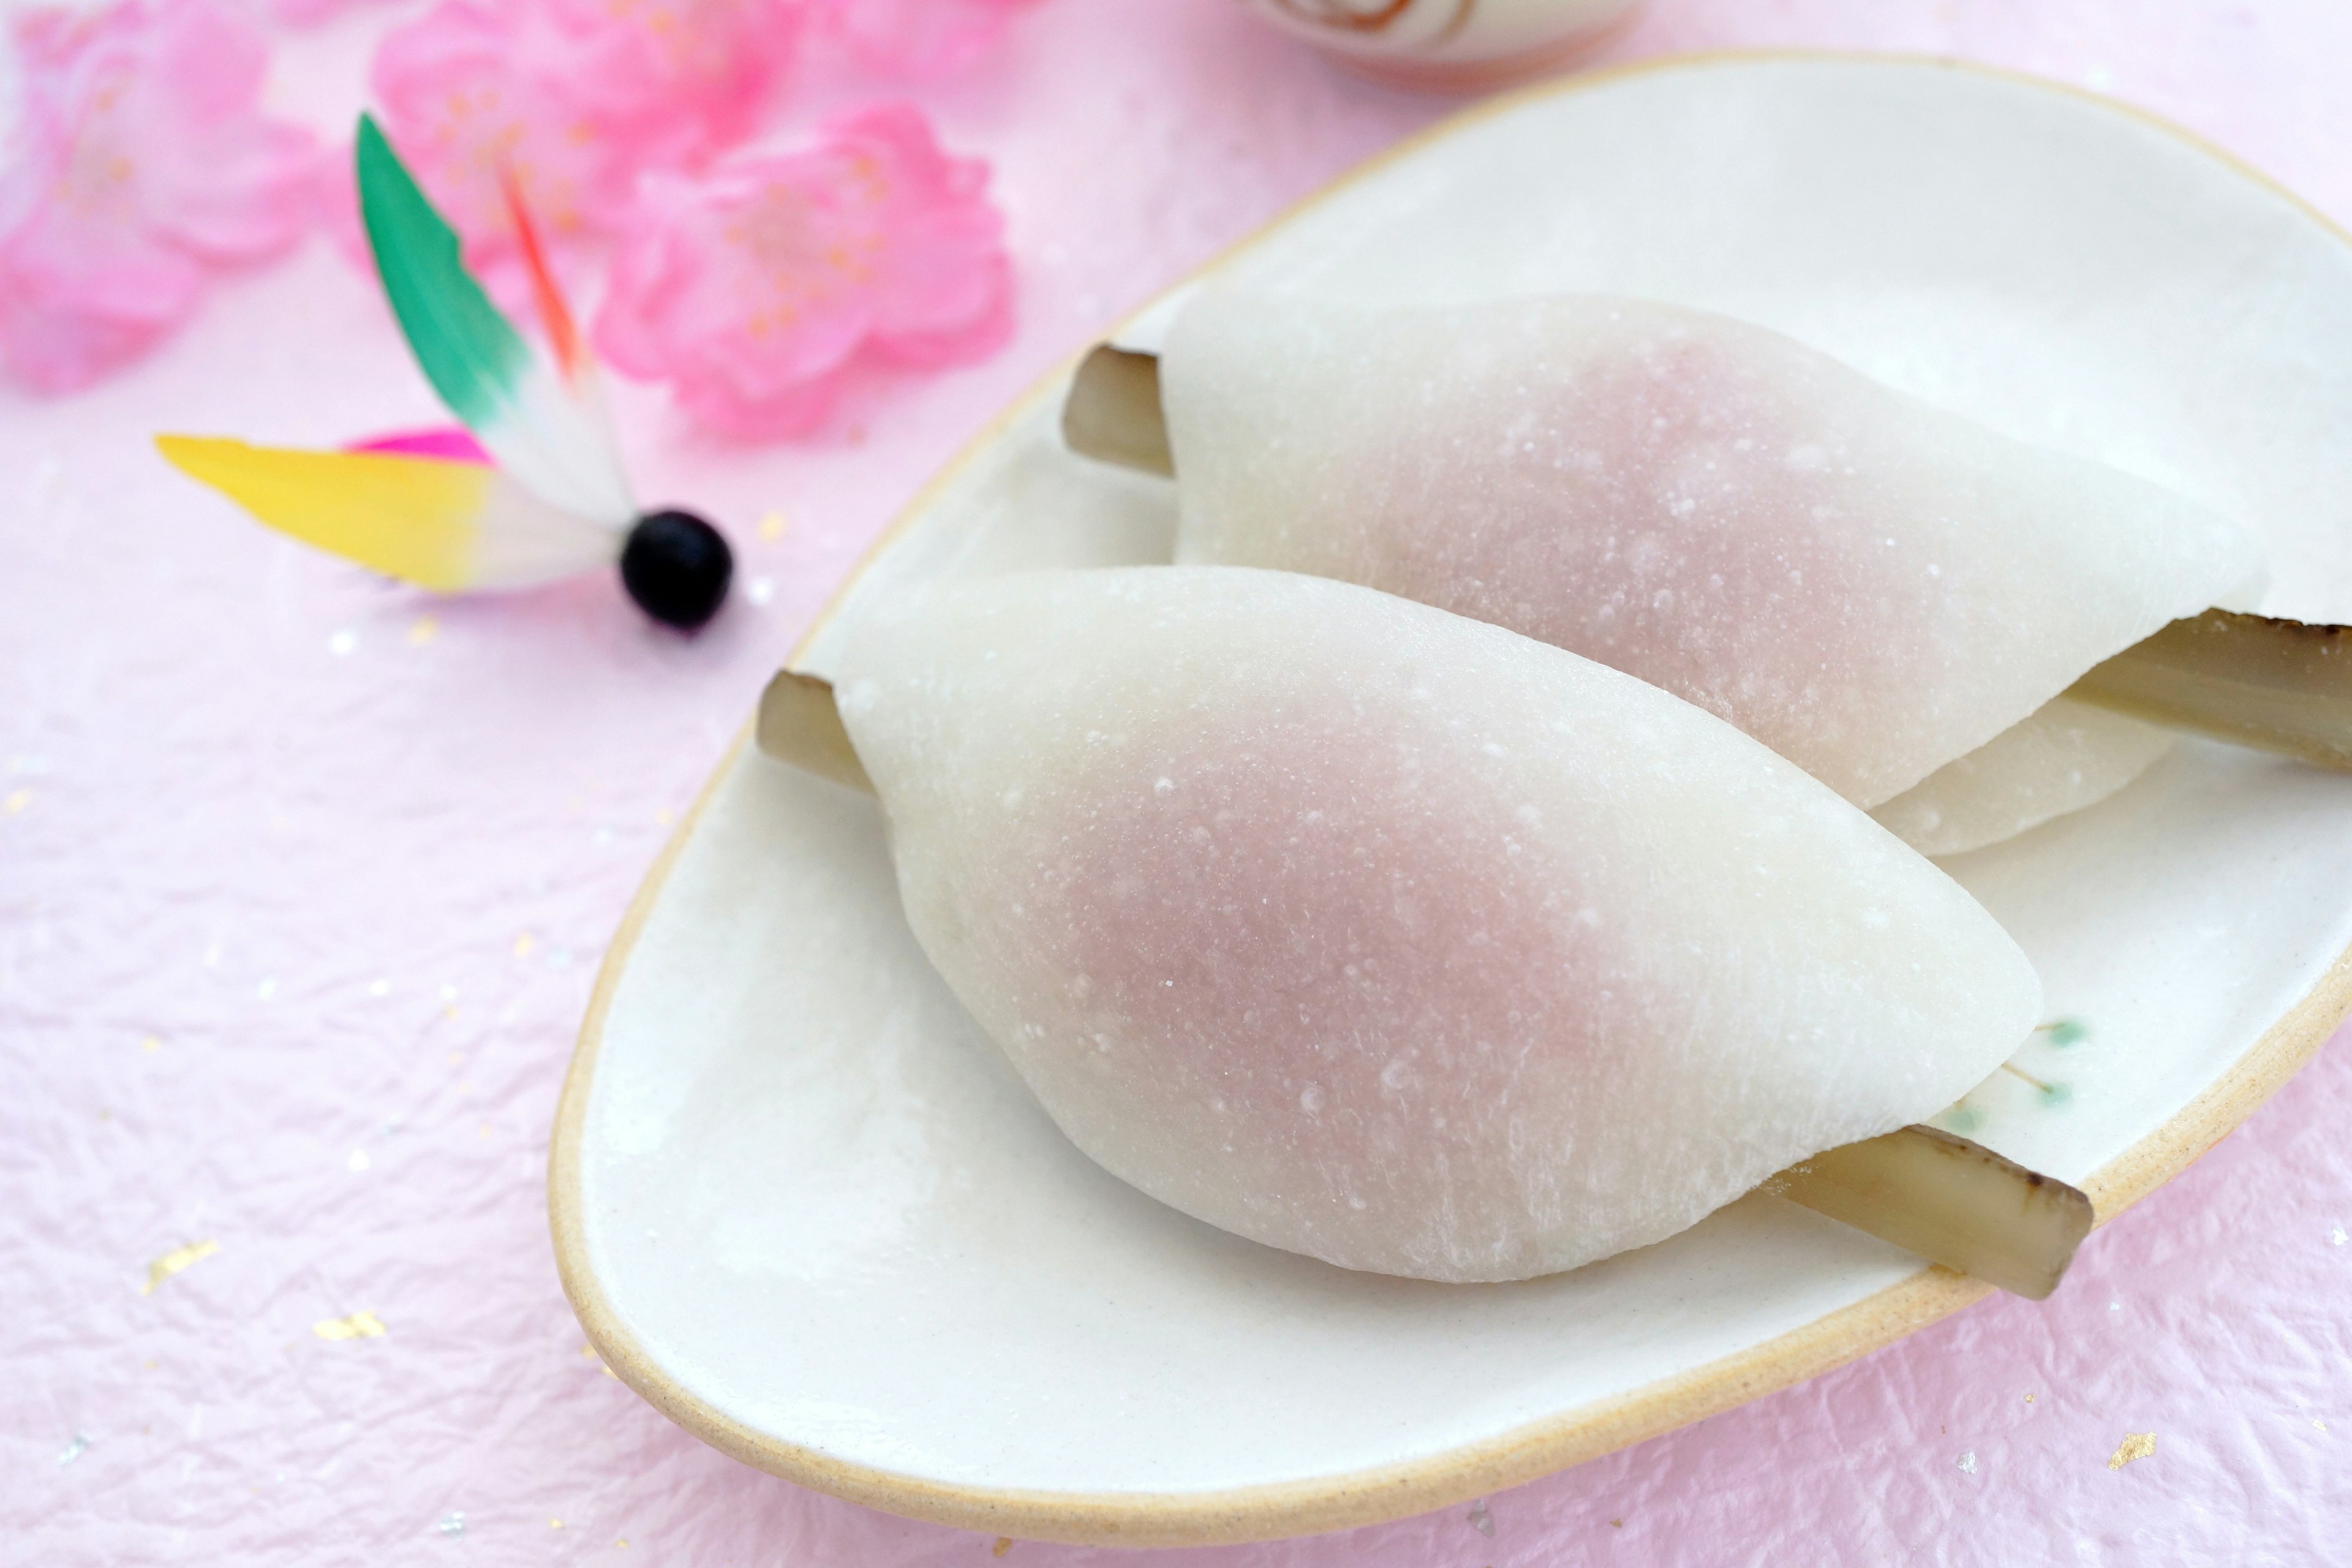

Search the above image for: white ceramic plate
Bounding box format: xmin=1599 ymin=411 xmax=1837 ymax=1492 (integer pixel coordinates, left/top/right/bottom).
xmin=552 ymin=55 xmax=2352 ymax=1547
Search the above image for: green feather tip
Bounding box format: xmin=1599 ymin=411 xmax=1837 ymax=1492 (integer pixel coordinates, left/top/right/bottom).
xmin=355 ymin=113 xmax=530 ymax=432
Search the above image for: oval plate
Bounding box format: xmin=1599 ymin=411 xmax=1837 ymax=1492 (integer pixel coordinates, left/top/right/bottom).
xmin=552 ymin=54 xmax=2352 ymax=1548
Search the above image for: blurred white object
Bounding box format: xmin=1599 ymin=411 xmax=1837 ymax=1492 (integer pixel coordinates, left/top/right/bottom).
xmin=1240 ymin=0 xmax=1646 ymax=91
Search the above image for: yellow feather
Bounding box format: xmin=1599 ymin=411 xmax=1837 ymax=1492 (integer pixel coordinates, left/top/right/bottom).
xmin=155 ymin=437 xmax=491 ymax=592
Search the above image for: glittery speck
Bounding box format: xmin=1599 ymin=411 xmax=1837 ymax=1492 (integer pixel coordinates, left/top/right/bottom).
xmin=56 ymin=1431 xmax=92 ymax=1466
xmin=513 ymin=932 xmax=536 ymax=959
xmin=3 ymin=788 xmax=30 ymax=815
xmin=1468 ymin=1499 xmax=1494 ymax=1537
xmin=347 ymin=1149 xmax=371 ymax=1173
xmin=747 ymin=576 xmax=775 ymax=606
xmin=1956 ymin=1451 xmax=1977 ymax=1474
xmin=2108 ymin=1432 xmax=2156 ymax=1471
xmin=328 ymin=628 xmax=357 ymax=656
xmin=437 ymin=1512 xmax=464 ymax=1538
xmin=549 ymin=1518 xmax=564 ymax=1529
xmin=255 ymin=977 xmax=277 ymax=1001
xmin=407 ymin=616 xmax=439 ymax=646
xmin=2331 ymin=1227 xmax=2346 ymax=1246
xmin=141 ymin=1239 xmax=219 ymax=1295
xmin=314 ymin=1310 xmax=388 ymax=1341
xmin=759 ymin=511 xmax=786 ymax=541
xmin=140 ymin=1036 xmax=160 ymax=1054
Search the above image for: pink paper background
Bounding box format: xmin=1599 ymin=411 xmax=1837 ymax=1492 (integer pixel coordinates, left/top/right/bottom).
xmin=7 ymin=2 xmax=2352 ymax=1563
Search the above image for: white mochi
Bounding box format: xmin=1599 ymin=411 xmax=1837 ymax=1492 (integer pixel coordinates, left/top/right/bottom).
xmin=832 ymin=567 xmax=2041 ymax=1283
xmin=1163 ymin=289 xmax=2266 ymax=811
xmin=1871 ymin=698 xmax=2176 ymax=858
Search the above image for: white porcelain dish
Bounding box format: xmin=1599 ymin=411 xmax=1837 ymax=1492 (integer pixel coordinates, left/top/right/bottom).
xmin=552 ymin=55 xmax=2352 ymax=1547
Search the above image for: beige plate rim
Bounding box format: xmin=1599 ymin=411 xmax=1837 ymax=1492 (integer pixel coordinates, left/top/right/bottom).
xmin=549 ymin=50 xmax=2352 ymax=1549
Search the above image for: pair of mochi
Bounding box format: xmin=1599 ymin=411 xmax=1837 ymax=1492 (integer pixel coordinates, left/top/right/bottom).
xmin=1159 ymin=290 xmax=2269 ymax=854
xmin=827 ymin=291 xmax=2256 ymax=1281
xmin=832 ymin=568 xmax=2040 ymax=1283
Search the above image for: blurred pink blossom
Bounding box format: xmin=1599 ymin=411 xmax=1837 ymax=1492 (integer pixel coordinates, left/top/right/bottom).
xmin=361 ymin=0 xmax=804 ymax=270
xmin=0 ymin=0 xmax=317 ymax=393
xmin=592 ymin=103 xmax=1012 ymax=438
xmin=816 ymin=0 xmax=1041 ymax=77
xmin=549 ymin=0 xmax=805 ymax=154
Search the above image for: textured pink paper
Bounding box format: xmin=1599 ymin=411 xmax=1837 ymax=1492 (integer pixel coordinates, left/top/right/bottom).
xmin=6 ymin=2 xmax=2352 ymax=1564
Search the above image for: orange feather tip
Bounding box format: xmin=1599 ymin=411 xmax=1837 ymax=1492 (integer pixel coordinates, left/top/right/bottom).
xmin=497 ymin=164 xmax=589 ymax=381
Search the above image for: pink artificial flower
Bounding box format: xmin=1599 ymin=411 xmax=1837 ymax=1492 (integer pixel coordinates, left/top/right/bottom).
xmin=546 ymin=0 xmax=807 ymax=156
xmin=592 ymin=103 xmax=1012 ymax=439
xmin=364 ymin=0 xmax=803 ymax=270
xmin=816 ymin=0 xmax=1041 ymax=78
xmin=0 ymin=0 xmax=317 ymax=393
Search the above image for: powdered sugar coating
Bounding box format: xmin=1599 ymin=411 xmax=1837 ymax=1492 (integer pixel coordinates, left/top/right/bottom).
xmin=1163 ymin=291 xmax=2266 ymax=809
xmin=833 ymin=568 xmax=2040 ymax=1281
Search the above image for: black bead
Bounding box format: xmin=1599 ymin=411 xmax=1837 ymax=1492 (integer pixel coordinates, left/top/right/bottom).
xmin=620 ymin=509 xmax=732 ymax=630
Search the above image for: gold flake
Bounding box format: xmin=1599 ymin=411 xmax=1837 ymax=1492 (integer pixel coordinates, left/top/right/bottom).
xmin=513 ymin=932 xmax=536 ymax=959
xmin=408 ymin=616 xmax=439 ymax=646
xmin=141 ymin=1240 xmax=220 ymax=1295
xmin=140 ymin=1036 xmax=160 ymax=1053
xmin=759 ymin=511 xmax=786 ymax=541
xmin=2108 ymin=1432 xmax=2156 ymax=1471
xmin=549 ymin=1518 xmax=564 ymax=1529
xmin=4 ymin=788 xmax=30 ymax=815
xmin=2024 ymin=1393 xmax=2035 ymax=1403
xmin=617 ymin=1541 xmax=628 ymax=1550
xmin=992 ymin=1539 xmax=1012 ymax=1558
xmin=2315 ymin=1419 xmax=2329 ymax=1433
xmin=312 ymin=1310 xmax=387 ymax=1341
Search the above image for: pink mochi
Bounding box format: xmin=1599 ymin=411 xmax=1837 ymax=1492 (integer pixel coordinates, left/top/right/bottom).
xmin=830 ymin=568 xmax=2039 ymax=1281
xmin=1161 ymin=290 xmax=2265 ymax=828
